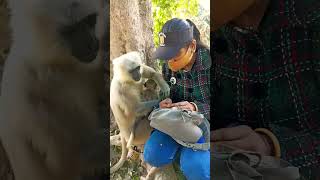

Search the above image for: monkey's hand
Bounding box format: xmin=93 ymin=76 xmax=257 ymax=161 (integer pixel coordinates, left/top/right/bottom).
xmin=158 ymin=81 xmax=170 ymax=100
xmin=140 ymin=64 xmax=170 ymax=99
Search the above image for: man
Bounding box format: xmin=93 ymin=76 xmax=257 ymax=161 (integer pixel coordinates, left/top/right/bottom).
xmin=211 ymin=0 xmax=320 ymax=179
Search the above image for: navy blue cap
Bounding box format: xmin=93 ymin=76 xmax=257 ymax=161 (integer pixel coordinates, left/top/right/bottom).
xmin=152 ymin=18 xmax=194 ymax=60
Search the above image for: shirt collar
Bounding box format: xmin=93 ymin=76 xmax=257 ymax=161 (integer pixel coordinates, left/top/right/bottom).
xmin=190 ymin=48 xmax=211 ymax=72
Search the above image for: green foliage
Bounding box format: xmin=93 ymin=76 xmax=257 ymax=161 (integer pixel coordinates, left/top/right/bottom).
xmin=152 ymin=0 xmax=199 ymax=46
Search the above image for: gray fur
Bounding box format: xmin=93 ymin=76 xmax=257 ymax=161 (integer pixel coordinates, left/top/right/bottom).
xmin=110 ymin=51 xmax=170 ymax=174
xmin=0 ymin=1 xmax=106 ymax=180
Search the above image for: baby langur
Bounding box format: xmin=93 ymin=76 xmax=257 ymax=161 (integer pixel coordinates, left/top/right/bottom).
xmin=110 ymin=51 xmax=170 ymax=174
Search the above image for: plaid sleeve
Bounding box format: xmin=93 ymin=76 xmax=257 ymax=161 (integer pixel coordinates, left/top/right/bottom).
xmin=192 ymin=67 xmax=211 ymax=121
xmin=267 ymin=2 xmax=320 ymax=177
xmin=268 ymin=125 xmax=320 ymax=179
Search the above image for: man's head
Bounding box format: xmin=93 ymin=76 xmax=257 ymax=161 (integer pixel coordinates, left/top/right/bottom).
xmin=213 ymin=0 xmax=255 ymax=30
xmin=152 ymin=18 xmax=197 ymax=72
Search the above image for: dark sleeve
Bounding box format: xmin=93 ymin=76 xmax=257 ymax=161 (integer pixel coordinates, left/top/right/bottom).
xmin=268 ymin=125 xmax=320 ymax=174
xmin=270 ymin=3 xmax=320 ymax=176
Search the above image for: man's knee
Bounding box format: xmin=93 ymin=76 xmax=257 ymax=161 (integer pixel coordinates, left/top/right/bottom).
xmin=143 ymin=130 xmax=180 ymax=167
xmin=180 ymin=147 xmax=210 ymax=180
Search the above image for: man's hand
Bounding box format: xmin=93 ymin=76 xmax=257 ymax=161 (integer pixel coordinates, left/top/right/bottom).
xmin=159 ymin=98 xmax=173 ymax=108
xmin=211 ymin=125 xmax=272 ymax=156
xmin=171 ymin=101 xmax=196 ymax=111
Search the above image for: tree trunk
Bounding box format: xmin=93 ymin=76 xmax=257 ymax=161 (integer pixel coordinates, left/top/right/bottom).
xmin=110 ymin=0 xmax=179 ymax=179
xmin=110 ymin=0 xmax=154 ymax=62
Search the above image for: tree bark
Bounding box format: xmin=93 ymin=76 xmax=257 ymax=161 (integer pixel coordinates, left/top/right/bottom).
xmin=110 ymin=0 xmax=154 ymax=62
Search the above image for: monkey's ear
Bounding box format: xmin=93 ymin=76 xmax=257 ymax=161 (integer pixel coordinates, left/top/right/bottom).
xmin=112 ymin=57 xmax=122 ymax=66
xmin=136 ymin=50 xmax=145 ymax=62
xmin=126 ymin=51 xmax=143 ymax=62
xmin=111 ymin=59 xmax=117 ymax=65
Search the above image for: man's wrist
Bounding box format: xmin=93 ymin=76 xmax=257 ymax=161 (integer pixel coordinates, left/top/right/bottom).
xmin=255 ymin=128 xmax=281 ymax=158
xmin=257 ymin=132 xmax=273 ymax=156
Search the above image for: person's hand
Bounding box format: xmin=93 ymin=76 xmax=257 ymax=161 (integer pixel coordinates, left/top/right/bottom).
xmin=211 ymin=125 xmax=272 ymax=156
xmin=159 ymin=98 xmax=173 ymax=108
xmin=171 ymin=101 xmax=196 ymax=111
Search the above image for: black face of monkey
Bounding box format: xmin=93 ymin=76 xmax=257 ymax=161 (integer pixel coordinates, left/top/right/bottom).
xmin=60 ymin=13 xmax=99 ymax=63
xmin=130 ymin=65 xmax=141 ymax=81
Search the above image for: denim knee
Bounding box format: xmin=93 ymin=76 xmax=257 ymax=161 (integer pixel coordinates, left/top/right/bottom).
xmin=143 ymin=130 xmax=180 ymax=167
xmin=180 ymin=147 xmax=210 ymax=180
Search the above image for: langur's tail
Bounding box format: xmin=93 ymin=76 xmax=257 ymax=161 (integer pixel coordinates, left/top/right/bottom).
xmin=110 ymin=135 xmax=128 ymax=174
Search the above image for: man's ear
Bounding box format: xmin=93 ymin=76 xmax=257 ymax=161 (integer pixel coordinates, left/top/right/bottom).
xmin=191 ymin=39 xmax=197 ymax=52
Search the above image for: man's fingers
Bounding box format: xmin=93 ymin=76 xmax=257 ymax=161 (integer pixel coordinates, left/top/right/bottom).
xmin=171 ymin=101 xmax=188 ymax=106
xmin=178 ymin=105 xmax=192 ymax=110
xmin=160 ymin=98 xmax=172 ymax=106
xmin=211 ymin=125 xmax=252 ymax=141
xmin=215 ymin=140 xmax=250 ymax=151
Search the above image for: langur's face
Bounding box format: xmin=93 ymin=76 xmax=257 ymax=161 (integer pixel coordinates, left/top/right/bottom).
xmin=112 ymin=52 xmax=144 ymax=82
xmin=9 ymin=0 xmax=99 ymax=26
xmin=8 ymin=0 xmax=103 ymax=62
xmin=123 ymin=59 xmax=141 ymax=82
xmin=129 ymin=64 xmax=141 ymax=82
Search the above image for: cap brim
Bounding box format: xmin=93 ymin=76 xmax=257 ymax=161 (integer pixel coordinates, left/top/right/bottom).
xmin=151 ymin=44 xmax=184 ymax=60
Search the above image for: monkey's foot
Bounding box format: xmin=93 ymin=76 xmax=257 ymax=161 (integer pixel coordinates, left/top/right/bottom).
xmin=127 ymin=148 xmax=140 ymax=161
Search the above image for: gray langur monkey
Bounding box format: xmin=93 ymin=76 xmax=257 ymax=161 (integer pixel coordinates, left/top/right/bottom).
xmin=110 ymin=51 xmax=170 ymax=174
xmin=0 ymin=1 xmax=107 ymax=180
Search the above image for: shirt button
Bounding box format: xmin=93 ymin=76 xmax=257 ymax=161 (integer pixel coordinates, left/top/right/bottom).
xmin=247 ymin=40 xmax=262 ymax=56
xmin=252 ymin=82 xmax=267 ymax=99
xmin=177 ymin=73 xmax=182 ymax=79
xmin=188 ymin=88 xmax=193 ymax=93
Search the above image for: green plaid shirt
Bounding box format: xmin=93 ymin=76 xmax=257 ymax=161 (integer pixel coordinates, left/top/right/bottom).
xmin=162 ymin=48 xmax=211 ymax=121
xmin=212 ymin=0 xmax=320 ymax=179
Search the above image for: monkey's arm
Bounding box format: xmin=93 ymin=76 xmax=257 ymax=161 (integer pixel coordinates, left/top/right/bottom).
xmin=140 ymin=64 xmax=170 ymax=99
xmin=136 ymin=100 xmax=160 ymax=116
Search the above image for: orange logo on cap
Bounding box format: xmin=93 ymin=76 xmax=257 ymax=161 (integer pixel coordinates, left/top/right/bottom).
xmin=159 ymin=32 xmax=166 ymax=47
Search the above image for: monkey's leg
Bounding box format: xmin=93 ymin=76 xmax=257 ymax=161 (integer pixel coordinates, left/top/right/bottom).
xmin=126 ymin=132 xmax=134 ymax=149
xmin=131 ymin=115 xmax=153 ymax=145
xmin=2 ymin=136 xmax=54 ymax=180
xmin=145 ymin=167 xmax=160 ymax=180
xmin=126 ymin=132 xmax=137 ymax=160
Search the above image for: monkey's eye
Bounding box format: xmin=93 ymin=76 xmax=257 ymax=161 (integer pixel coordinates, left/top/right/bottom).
xmin=130 ymin=66 xmax=140 ymax=73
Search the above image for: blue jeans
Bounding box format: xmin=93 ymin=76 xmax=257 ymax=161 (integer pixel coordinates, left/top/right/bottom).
xmin=143 ymin=130 xmax=210 ymax=180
